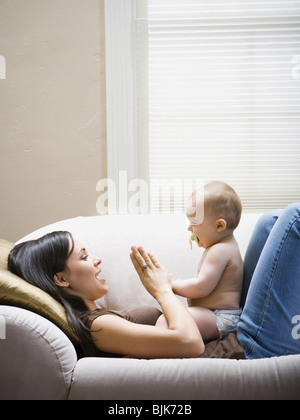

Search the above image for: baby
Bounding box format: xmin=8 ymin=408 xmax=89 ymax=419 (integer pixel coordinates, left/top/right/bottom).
xmin=157 ymin=181 xmax=244 ymax=342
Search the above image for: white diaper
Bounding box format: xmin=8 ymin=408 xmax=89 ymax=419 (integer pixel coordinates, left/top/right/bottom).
xmin=214 ymin=309 xmax=242 ymax=339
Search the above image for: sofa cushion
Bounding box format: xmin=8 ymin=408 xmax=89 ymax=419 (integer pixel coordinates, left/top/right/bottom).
xmin=0 ymin=238 xmax=79 ymax=346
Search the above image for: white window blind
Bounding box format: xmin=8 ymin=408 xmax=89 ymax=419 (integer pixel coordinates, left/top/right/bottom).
xmin=148 ymin=0 xmax=300 ymax=212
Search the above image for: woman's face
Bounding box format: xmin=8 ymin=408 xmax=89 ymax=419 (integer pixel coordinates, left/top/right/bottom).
xmin=55 ymin=238 xmax=108 ymax=307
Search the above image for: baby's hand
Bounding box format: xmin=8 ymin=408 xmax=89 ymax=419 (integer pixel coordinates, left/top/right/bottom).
xmin=169 ymin=273 xmax=179 ymax=285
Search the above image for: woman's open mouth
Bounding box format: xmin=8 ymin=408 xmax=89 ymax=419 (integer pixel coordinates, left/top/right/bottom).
xmin=96 ymin=272 xmax=106 ymax=284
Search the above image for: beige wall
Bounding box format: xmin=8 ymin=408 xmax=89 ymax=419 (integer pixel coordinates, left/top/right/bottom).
xmin=0 ymin=0 xmax=107 ymax=242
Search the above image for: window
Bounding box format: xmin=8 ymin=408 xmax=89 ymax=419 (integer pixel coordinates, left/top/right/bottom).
xmin=105 ymin=0 xmax=300 ymax=214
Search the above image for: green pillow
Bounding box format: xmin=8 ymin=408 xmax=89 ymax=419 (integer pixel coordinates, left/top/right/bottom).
xmin=0 ymin=238 xmax=79 ymax=346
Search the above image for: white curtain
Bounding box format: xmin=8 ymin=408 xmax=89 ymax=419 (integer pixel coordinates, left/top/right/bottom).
xmin=148 ymin=0 xmax=300 ymax=212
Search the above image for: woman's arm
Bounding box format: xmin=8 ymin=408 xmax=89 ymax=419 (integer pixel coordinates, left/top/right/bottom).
xmin=90 ymin=247 xmax=204 ymax=359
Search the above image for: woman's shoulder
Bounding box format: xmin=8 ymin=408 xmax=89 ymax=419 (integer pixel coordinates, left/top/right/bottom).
xmin=79 ymin=308 xmax=124 ymax=329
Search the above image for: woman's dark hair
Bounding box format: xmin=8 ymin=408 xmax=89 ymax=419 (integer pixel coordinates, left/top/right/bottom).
xmin=8 ymin=231 xmax=95 ymax=356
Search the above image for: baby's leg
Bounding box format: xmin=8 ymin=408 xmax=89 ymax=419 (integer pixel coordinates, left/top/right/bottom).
xmin=188 ymin=307 xmax=220 ymax=342
xmin=156 ymin=308 xmax=219 ymax=342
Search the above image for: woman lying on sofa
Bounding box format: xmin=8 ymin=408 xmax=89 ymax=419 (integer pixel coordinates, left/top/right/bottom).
xmin=7 ymin=203 xmax=300 ymax=360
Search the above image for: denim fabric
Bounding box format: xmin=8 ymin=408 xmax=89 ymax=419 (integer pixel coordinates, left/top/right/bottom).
xmin=238 ymin=203 xmax=300 ymax=359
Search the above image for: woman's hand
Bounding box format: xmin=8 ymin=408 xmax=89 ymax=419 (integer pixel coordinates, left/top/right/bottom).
xmin=130 ymin=246 xmax=174 ymax=300
xmin=129 ymin=245 xmax=204 ymax=358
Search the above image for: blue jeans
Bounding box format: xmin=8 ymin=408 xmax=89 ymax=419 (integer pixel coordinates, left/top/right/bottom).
xmin=237 ymin=203 xmax=300 ymax=359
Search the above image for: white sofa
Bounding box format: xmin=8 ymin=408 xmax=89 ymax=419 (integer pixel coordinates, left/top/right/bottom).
xmin=0 ymin=213 xmax=300 ymax=400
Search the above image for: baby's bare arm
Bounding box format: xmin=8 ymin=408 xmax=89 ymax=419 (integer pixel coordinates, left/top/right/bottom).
xmin=172 ymin=245 xmax=230 ymax=299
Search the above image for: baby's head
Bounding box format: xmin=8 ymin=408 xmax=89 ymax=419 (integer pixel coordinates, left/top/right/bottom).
xmin=203 ymin=181 xmax=242 ymax=230
xmin=186 ymin=181 xmax=242 ymax=248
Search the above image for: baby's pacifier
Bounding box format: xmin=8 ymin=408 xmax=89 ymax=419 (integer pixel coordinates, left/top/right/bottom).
xmin=189 ymin=233 xmax=199 ymax=250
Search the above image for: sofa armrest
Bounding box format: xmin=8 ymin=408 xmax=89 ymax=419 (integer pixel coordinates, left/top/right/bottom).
xmin=0 ymin=306 xmax=77 ymax=400
xmin=69 ymin=355 xmax=300 ymax=400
